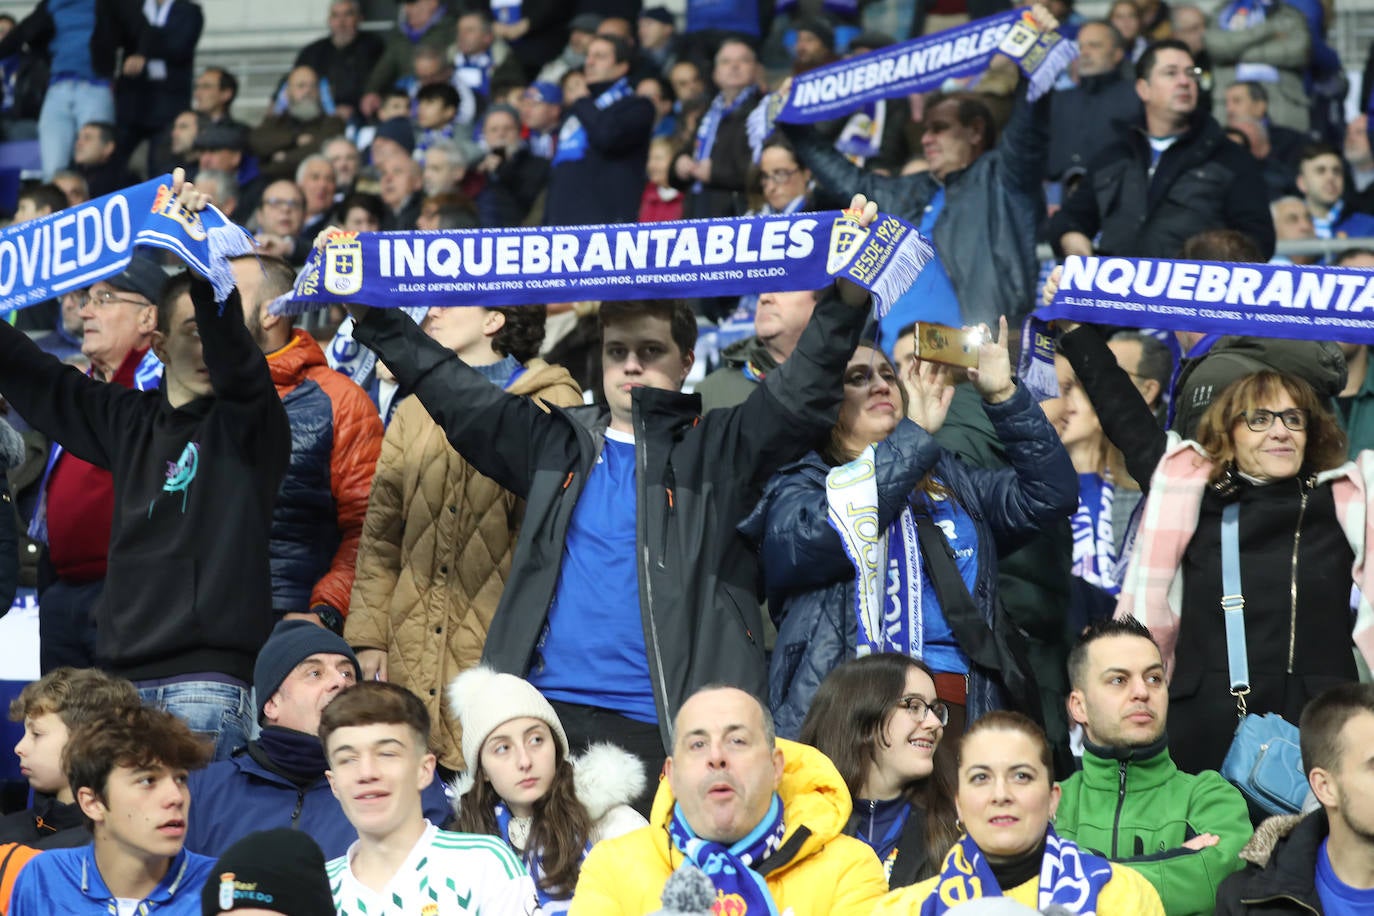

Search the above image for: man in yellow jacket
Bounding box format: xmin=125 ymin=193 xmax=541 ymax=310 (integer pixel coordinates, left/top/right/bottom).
xmin=570 ymin=686 xmax=888 ymax=915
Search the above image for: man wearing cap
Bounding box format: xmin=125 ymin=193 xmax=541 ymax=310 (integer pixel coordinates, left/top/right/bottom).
xmin=195 ymin=121 xmax=266 ymax=219
xmin=251 ymin=66 xmax=346 ymax=183
xmin=638 ymin=7 xmax=680 ymax=73
xmin=0 ymin=173 xmax=291 ymax=763
xmin=27 ymin=258 xmax=165 ymax=674
xmin=186 ymin=620 xmax=450 ymax=859
xmin=203 ymin=829 xmax=335 ymax=916
xmin=520 ymin=81 xmax=563 ymax=160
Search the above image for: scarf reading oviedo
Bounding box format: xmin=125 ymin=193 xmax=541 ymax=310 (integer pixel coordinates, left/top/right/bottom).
xmin=921 ymin=827 xmax=1113 ymax=916
xmin=748 ymin=10 xmax=1076 ymax=152
xmin=668 ymin=794 xmax=787 ymax=916
xmin=0 ymin=174 xmax=253 ymax=317
xmin=274 ymin=210 xmax=933 ymax=321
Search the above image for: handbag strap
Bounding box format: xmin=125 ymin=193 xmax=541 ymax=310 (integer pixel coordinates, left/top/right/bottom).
xmin=911 ymin=510 xmax=999 ymax=673
xmin=1221 ymin=501 xmax=1250 ymax=718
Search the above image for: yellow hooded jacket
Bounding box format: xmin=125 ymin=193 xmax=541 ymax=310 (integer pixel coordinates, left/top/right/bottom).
xmin=569 ymin=738 xmax=888 ymax=916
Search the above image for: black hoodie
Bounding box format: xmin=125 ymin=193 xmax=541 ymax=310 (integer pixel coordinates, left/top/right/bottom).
xmin=0 ymin=275 xmax=290 ymax=683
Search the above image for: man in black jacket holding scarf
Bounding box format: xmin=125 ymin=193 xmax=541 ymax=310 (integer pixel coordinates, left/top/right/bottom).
xmin=346 ymin=195 xmax=882 ymax=812
xmin=0 ymin=172 xmax=290 ymax=763
xmin=1047 ymin=38 xmax=1275 ymax=261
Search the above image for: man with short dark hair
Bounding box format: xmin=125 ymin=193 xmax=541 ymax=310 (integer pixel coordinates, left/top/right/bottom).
xmin=294 ymin=0 xmax=384 ymax=121
xmin=344 ymin=196 xmax=883 ymax=807
xmin=1216 ymin=683 xmax=1374 ymax=915
xmin=1055 ymin=617 xmax=1252 ymax=916
xmin=0 ymin=174 xmax=290 ymax=762
xmin=8 ymin=704 xmax=215 ymax=914
xmin=1049 ymin=39 xmax=1275 ymax=260
xmin=545 ymin=33 xmax=655 ymax=226
xmin=1223 ymin=80 xmax=1306 ymax=165
xmin=192 ymin=66 xmax=243 ymax=129
xmin=1297 ymin=144 xmax=1374 ymax=240
xmin=570 ymin=685 xmax=887 ymax=914
xmin=70 ymin=121 xmax=136 ymax=197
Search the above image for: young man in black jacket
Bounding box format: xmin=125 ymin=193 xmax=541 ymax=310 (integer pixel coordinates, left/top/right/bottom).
xmin=0 ymin=175 xmax=291 ymax=762
xmin=347 ymin=195 xmax=881 ymax=810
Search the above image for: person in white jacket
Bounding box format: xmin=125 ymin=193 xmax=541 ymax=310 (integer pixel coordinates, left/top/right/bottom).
xmin=449 ymin=667 xmax=647 ymax=913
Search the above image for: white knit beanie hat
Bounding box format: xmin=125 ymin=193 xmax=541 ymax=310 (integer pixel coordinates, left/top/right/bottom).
xmin=448 ymin=666 xmax=570 ymax=775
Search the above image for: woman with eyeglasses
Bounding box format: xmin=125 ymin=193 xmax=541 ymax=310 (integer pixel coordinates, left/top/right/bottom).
xmin=740 ymin=328 xmax=1077 ymax=743
xmin=874 ymin=711 xmax=1165 ymax=915
xmin=798 ymin=654 xmax=960 ymax=889
xmin=1120 ymin=369 xmax=1374 ymax=775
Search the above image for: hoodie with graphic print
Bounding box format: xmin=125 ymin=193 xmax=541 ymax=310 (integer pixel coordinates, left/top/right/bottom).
xmin=0 ymin=275 xmax=290 ymax=684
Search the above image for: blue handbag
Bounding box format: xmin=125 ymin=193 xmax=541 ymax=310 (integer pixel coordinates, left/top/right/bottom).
xmin=1215 ymin=503 xmax=1308 ymax=816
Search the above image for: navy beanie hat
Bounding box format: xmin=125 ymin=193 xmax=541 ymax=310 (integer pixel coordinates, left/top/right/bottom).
xmin=253 ymin=619 xmax=361 ymax=722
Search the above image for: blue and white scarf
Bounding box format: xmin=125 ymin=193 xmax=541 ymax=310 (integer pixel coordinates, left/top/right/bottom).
xmin=826 ymin=445 xmax=926 ymax=658
xmin=553 ymin=78 xmax=633 ymax=166
xmin=494 ymin=802 xmax=588 ymax=914
xmin=693 ymin=86 xmax=758 ymax=192
xmin=748 ymin=9 xmax=1076 ymax=152
xmin=1218 ymin=0 xmax=1273 ymax=31
xmin=921 ymin=826 xmax=1114 ymax=916
xmin=0 ymin=174 xmax=251 ymax=317
xmin=274 ymin=210 xmax=934 ymax=321
xmin=456 ymin=51 xmax=494 ymax=98
xmin=491 ymin=0 xmax=520 ymax=25
xmin=1038 ymin=255 xmax=1374 ymax=346
xmin=668 ymin=794 xmax=787 ymax=916
xmin=834 ymin=100 xmax=886 ymax=164
xmin=1072 ymin=473 xmax=1118 ymax=595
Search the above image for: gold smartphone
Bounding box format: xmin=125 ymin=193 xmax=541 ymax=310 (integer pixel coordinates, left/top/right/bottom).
xmin=913 ymin=322 xmax=983 ymax=369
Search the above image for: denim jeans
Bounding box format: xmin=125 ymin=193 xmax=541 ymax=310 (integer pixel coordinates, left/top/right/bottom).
xmin=136 ymin=679 xmax=252 ymax=762
xmin=38 ymin=79 xmax=114 ymax=179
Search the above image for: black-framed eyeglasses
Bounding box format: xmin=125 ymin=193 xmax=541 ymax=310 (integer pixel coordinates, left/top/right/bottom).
xmin=1238 ymin=408 xmax=1308 ymax=433
xmin=897 ymin=694 xmax=949 ymax=726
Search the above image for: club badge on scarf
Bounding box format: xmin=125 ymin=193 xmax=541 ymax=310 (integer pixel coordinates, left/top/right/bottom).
xmin=668 ymin=795 xmax=786 ymax=916
xmin=747 ymin=9 xmax=1076 ymax=152
xmin=274 ymin=210 xmax=934 ymax=320
xmin=825 ymin=445 xmax=926 ymax=659
xmin=922 ymin=826 xmax=1113 ymax=916
xmin=1039 ymin=255 xmax=1374 ymax=346
xmin=0 ymin=174 xmax=253 ymax=316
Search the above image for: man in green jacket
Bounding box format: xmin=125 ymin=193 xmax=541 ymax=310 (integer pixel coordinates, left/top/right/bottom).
xmin=1055 ymin=617 xmax=1253 ymax=916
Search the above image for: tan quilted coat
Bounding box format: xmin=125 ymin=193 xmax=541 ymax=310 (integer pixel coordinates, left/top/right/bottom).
xmin=345 ymin=360 xmax=583 ymax=770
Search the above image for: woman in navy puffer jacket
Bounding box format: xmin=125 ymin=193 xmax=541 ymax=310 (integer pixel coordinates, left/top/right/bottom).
xmin=741 ymin=323 xmax=1077 ymax=741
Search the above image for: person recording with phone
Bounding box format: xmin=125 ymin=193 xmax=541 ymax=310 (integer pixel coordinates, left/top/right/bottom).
xmin=740 ymin=321 xmax=1077 ymax=742
xmin=474 ymin=104 xmax=548 ymax=227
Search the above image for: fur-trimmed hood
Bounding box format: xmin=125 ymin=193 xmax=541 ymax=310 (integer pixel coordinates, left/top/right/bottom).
xmin=1238 ymin=814 xmax=1305 ymax=868
xmin=450 ymin=740 xmax=647 ymax=827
